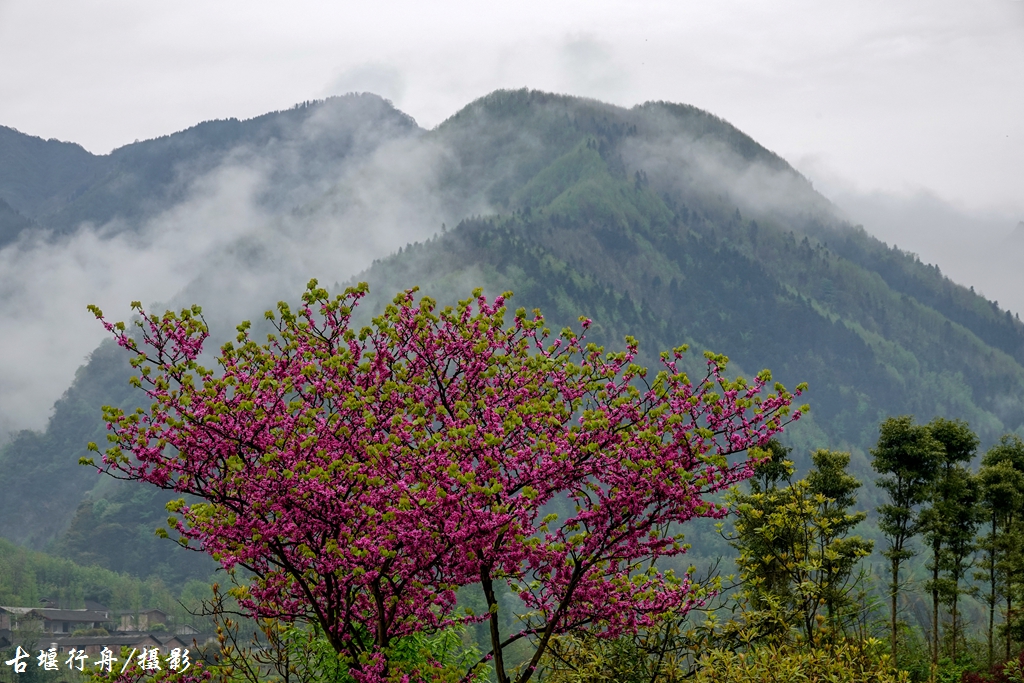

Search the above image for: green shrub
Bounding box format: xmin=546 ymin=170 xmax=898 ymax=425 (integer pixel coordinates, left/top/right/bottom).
xmin=691 ymin=638 xmax=909 ymax=683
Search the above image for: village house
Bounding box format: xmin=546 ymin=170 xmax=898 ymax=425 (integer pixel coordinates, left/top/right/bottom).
xmin=1 ymin=602 xmax=216 ymax=659
xmin=30 ymin=608 xmax=111 ymax=635
xmin=41 ymin=632 xmax=190 ymax=657
xmin=0 ymin=606 xmax=33 ymax=633
xmin=119 ymin=608 xmax=169 ymax=632
xmin=1 ymin=605 xmax=112 ymax=635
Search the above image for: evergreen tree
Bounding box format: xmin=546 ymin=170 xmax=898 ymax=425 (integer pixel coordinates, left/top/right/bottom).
xmin=871 ymin=416 xmax=942 ymax=662
xmin=735 ymin=439 xmax=797 ymax=618
xmin=729 ymin=444 xmax=873 ymax=641
xmin=805 ymin=448 xmax=876 ymax=633
xmin=976 ymin=460 xmax=1022 ymax=667
xmin=980 ymin=434 xmax=1024 ymax=662
xmin=939 ymin=467 xmax=981 ymax=662
xmin=920 ymin=418 xmax=979 ymax=666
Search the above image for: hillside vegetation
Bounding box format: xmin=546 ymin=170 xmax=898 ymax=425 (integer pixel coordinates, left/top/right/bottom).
xmin=0 ymin=89 xmax=1022 ymax=592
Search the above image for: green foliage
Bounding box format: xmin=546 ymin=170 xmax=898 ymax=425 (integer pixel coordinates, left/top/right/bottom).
xmin=690 ymin=638 xmax=908 ymax=683
xmin=199 ymin=580 xmax=486 ymax=683
xmin=890 ymin=622 xmax=933 ymax=683
xmin=979 ymin=436 xmax=1024 ymax=662
xmin=934 ymin=652 xmax=983 ymax=683
xmin=0 ymin=340 xmax=138 ymax=548
xmin=0 ymin=338 xmax=215 ymax=588
xmin=540 ymin=628 xmax=696 ymax=683
xmin=0 ymin=196 xmax=35 ymax=244
xmin=70 ymin=626 xmax=110 ymax=636
xmin=921 ymin=418 xmax=982 ymax=664
xmin=0 ymin=536 xmax=177 ymax=611
xmin=871 ymin=416 xmax=943 ymax=659
xmin=977 ymin=458 xmax=1024 ymax=665
xmin=55 ymin=483 xmax=216 ymax=586
xmin=963 ymin=650 xmax=1024 ymax=683
xmin=0 ymin=537 xmax=217 ymax=661
xmin=727 ymin=443 xmax=873 ymax=640
xmin=537 ymin=593 xmax=802 ymax=682
xmin=872 ymin=417 xmax=942 ymax=563
xmin=0 ymin=124 xmax=102 ymax=241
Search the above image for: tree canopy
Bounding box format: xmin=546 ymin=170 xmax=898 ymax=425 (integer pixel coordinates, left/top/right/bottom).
xmin=85 ymin=282 xmax=805 ymax=683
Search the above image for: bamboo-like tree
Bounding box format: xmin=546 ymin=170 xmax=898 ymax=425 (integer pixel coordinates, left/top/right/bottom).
xmin=939 ymin=467 xmax=980 ymax=662
xmin=871 ymin=416 xmax=941 ymax=662
xmin=980 ymin=434 xmax=1024 ymax=663
xmin=976 ymin=458 xmax=1023 ymax=666
xmin=920 ymin=418 xmax=978 ymax=666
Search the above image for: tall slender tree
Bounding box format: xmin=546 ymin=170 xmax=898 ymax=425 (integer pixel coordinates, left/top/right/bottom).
xmin=1002 ymin=521 xmax=1024 ymax=661
xmin=980 ymin=434 xmax=1024 ymax=662
xmin=871 ymin=416 xmax=941 ymax=662
xmin=920 ymin=418 xmax=978 ymax=666
xmin=977 ymin=459 xmax=1023 ymax=666
xmin=941 ymin=467 xmax=980 ymax=662
xmin=805 ymin=448 xmax=875 ymax=634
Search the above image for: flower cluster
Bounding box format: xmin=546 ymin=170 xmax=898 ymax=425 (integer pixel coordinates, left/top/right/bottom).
xmin=87 ymin=282 xmax=804 ymax=683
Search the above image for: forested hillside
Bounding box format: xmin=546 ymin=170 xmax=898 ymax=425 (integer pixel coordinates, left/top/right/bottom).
xmin=0 ymin=95 xmax=420 ymax=246
xmin=1 ymin=89 xmax=1022 ymax=595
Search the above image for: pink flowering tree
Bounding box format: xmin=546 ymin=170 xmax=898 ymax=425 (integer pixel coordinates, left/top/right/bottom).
xmin=86 ymin=281 xmax=806 ymax=683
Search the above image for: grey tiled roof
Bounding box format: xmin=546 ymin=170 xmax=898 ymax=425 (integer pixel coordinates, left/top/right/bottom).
xmin=30 ymin=609 xmax=111 ymax=622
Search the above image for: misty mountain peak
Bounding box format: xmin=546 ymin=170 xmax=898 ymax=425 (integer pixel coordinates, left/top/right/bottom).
xmin=4 ymin=88 xmax=1024 ymax=567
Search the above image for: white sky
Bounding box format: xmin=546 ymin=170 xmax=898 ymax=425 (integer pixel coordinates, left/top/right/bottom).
xmin=0 ymin=0 xmax=1022 ymax=437
xmin=1 ymin=0 xmax=1022 ymax=215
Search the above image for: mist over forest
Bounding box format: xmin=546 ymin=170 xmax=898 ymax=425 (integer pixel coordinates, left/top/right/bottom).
xmin=2 ymin=92 xmax=1021 ymax=440
xmin=2 ymin=88 xmax=1024 ymax=683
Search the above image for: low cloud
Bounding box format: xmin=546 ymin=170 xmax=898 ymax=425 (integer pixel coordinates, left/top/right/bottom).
xmin=558 ymin=35 xmax=629 ymax=103
xmin=324 ymin=63 xmax=407 ymax=108
xmin=620 ymin=104 xmax=834 ymax=229
xmin=823 ymin=185 xmax=1024 ymax=316
xmin=0 ymin=102 xmax=490 ymax=439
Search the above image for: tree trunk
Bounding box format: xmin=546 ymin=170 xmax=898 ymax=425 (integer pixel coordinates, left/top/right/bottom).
xmin=1008 ymin=593 xmax=1014 ymax=663
xmin=480 ymin=564 xmax=509 ymax=683
xmin=989 ymin=517 xmax=997 ymax=668
xmin=952 ymin=580 xmax=959 ymax=662
xmin=932 ymin=548 xmax=940 ymax=670
xmin=891 ymin=556 xmax=900 ymax=661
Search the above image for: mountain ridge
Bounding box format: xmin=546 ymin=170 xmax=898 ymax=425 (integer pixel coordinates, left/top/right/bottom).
xmin=0 ymin=88 xmax=1021 ymax=588
xmin=0 ymin=93 xmax=420 ymax=243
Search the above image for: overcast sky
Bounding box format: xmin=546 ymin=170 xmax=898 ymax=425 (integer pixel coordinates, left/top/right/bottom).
xmin=0 ymin=0 xmax=1023 ymax=436
xmin=1 ymin=0 xmax=1022 ymax=216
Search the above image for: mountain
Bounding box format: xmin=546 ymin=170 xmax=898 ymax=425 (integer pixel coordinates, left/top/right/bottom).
xmin=0 ymin=125 xmax=105 ymax=221
xmin=0 ymin=196 xmax=36 ymax=244
xmin=0 ymin=95 xmax=419 ymax=246
xmin=1 ymin=89 xmax=1023 ymax=586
